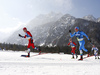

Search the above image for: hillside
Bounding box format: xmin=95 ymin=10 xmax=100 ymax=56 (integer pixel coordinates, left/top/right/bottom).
xmin=6 ymin=13 xmax=100 ymax=47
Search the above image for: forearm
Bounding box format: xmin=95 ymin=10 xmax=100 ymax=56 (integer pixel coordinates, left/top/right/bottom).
xmin=82 ymin=32 xmax=89 ymax=40
xmin=19 ymin=34 xmax=25 ymax=38
xmin=70 ymin=33 xmax=75 ymax=38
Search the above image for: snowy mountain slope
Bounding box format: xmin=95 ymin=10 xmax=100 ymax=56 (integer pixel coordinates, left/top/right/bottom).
xmin=97 ymin=17 xmax=100 ymax=22
xmin=74 ymin=19 xmax=100 ymax=46
xmin=6 ymin=12 xmax=63 ymax=45
xmin=26 ymin=12 xmax=63 ymax=30
xmin=83 ymin=15 xmax=97 ymax=22
xmin=6 ymin=13 xmax=100 ymax=47
xmin=45 ymin=14 xmax=76 ymax=46
xmin=6 ymin=14 xmax=76 ymax=46
xmin=0 ymin=51 xmax=100 ymax=75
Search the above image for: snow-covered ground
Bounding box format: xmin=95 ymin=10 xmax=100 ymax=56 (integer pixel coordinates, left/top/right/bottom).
xmin=0 ymin=50 xmax=100 ymax=75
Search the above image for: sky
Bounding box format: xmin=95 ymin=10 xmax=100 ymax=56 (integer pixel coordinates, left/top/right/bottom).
xmin=0 ymin=0 xmax=100 ymax=42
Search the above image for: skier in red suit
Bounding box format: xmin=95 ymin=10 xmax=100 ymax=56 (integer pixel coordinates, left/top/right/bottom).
xmin=68 ymin=38 xmax=78 ymax=59
xmin=19 ymin=27 xmax=39 ymax=57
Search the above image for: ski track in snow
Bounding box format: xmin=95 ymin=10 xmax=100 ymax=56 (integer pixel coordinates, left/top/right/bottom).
xmin=0 ymin=51 xmax=100 ymax=75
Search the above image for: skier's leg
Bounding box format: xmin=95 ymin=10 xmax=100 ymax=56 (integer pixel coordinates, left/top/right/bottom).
xmin=25 ymin=42 xmax=31 ymax=57
xmin=28 ymin=39 xmax=35 ymax=49
xmin=71 ymin=48 xmax=75 ymax=59
xmin=75 ymin=53 xmax=78 ymax=59
xmin=94 ymin=51 xmax=96 ymax=59
xmin=94 ymin=51 xmax=98 ymax=59
xmin=28 ymin=49 xmax=30 ymax=57
xmin=79 ymin=41 xmax=83 ymax=60
xmin=31 ymin=43 xmax=35 ymax=49
xmin=79 ymin=41 xmax=83 ymax=55
xmin=25 ymin=48 xmax=30 ymax=57
xmin=27 ymin=42 xmax=31 ymax=49
xmin=71 ymin=53 xmax=74 ymax=59
xmin=94 ymin=54 xmax=97 ymax=59
xmin=38 ymin=48 xmax=41 ymax=55
xmin=81 ymin=40 xmax=90 ymax=57
xmin=78 ymin=50 xmax=83 ymax=60
xmin=97 ymin=51 xmax=100 ymax=59
xmin=73 ymin=47 xmax=78 ymax=59
xmin=30 ymin=42 xmax=38 ymax=50
xmin=73 ymin=47 xmax=76 ymax=54
xmin=81 ymin=40 xmax=88 ymax=52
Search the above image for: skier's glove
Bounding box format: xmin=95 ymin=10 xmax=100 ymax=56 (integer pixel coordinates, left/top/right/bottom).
xmin=19 ymin=34 xmax=22 ymax=37
xmin=69 ymin=30 xmax=71 ymax=33
xmin=19 ymin=34 xmax=24 ymax=38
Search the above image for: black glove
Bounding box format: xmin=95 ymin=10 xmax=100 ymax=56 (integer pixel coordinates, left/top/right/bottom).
xmin=69 ymin=30 xmax=71 ymax=33
xmin=19 ymin=34 xmax=21 ymax=36
xmin=19 ymin=34 xmax=23 ymax=37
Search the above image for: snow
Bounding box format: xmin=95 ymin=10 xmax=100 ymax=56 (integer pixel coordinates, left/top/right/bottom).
xmin=0 ymin=50 xmax=100 ymax=75
xmin=97 ymin=18 xmax=100 ymax=22
xmin=39 ymin=43 xmax=45 ymax=46
xmin=83 ymin=15 xmax=97 ymax=22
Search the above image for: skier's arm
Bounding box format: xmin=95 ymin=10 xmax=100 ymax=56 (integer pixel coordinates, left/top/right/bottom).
xmin=96 ymin=47 xmax=99 ymax=51
xmin=91 ymin=48 xmax=94 ymax=55
xmin=24 ymin=35 xmax=27 ymax=38
xmin=27 ymin=31 xmax=32 ymax=37
xmin=73 ymin=42 xmax=77 ymax=45
xmin=81 ymin=32 xmax=89 ymax=40
xmin=19 ymin=34 xmax=25 ymax=38
xmin=70 ymin=32 xmax=76 ymax=38
xmin=68 ymin=42 xmax=70 ymax=46
xmin=91 ymin=48 xmax=93 ymax=51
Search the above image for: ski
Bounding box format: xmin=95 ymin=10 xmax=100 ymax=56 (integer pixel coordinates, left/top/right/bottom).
xmin=21 ymin=53 xmax=47 ymax=58
xmin=83 ymin=55 xmax=94 ymax=59
xmin=78 ymin=55 xmax=94 ymax=61
xmin=21 ymin=55 xmax=30 ymax=57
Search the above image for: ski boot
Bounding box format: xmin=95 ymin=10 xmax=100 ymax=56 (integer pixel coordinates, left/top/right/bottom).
xmin=87 ymin=51 xmax=90 ymax=57
xmin=98 ymin=57 xmax=100 ymax=59
xmin=95 ymin=57 xmax=97 ymax=59
xmin=39 ymin=51 xmax=41 ymax=55
xmin=26 ymin=52 xmax=30 ymax=57
xmin=71 ymin=56 xmax=74 ymax=59
xmin=78 ymin=55 xmax=83 ymax=60
xmin=25 ymin=49 xmax=30 ymax=57
xmin=38 ymin=48 xmax=41 ymax=55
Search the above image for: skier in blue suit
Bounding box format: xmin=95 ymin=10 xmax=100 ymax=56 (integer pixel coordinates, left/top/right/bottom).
xmin=69 ymin=27 xmax=91 ymax=60
xmin=91 ymin=45 xmax=99 ymax=59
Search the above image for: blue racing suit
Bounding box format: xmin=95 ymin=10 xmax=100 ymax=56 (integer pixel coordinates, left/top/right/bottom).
xmin=70 ymin=31 xmax=89 ymax=55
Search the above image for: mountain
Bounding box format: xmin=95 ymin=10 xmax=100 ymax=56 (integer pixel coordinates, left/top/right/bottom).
xmin=97 ymin=17 xmax=100 ymax=22
xmin=26 ymin=12 xmax=63 ymax=30
xmin=6 ymin=12 xmax=63 ymax=45
xmin=6 ymin=13 xmax=100 ymax=47
xmin=45 ymin=17 xmax=100 ymax=47
xmin=83 ymin=15 xmax=97 ymax=22
xmin=44 ymin=14 xmax=76 ymax=46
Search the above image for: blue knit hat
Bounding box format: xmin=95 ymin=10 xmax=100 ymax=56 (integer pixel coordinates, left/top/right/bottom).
xmin=75 ymin=27 xmax=79 ymax=30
